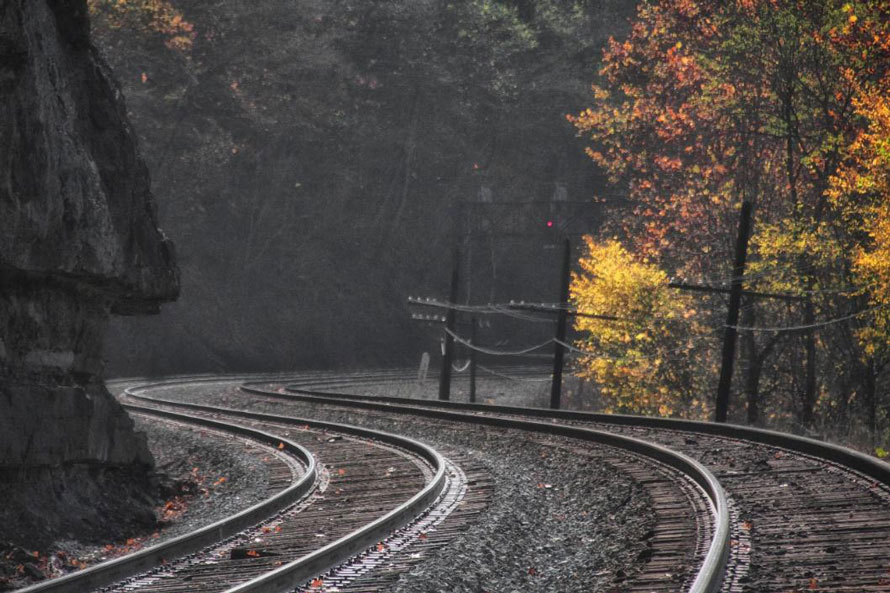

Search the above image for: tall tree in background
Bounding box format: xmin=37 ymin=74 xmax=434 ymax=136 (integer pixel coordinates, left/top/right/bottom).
xmin=571 ymin=0 xmax=890 ymax=437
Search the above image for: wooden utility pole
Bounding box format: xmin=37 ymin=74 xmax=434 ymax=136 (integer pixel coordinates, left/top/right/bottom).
xmin=469 ymin=315 xmax=477 ymax=403
xmin=550 ymin=239 xmax=571 ymax=410
xmin=439 ymin=248 xmax=460 ymax=401
xmin=715 ymin=201 xmax=753 ymax=423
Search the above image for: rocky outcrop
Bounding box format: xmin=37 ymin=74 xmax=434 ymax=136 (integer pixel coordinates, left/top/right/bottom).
xmin=0 ymin=0 xmax=179 ymax=470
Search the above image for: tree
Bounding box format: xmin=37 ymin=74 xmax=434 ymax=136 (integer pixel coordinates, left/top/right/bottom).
xmin=570 ymin=0 xmax=890 ymax=431
xmin=570 ymin=238 xmax=712 ymax=416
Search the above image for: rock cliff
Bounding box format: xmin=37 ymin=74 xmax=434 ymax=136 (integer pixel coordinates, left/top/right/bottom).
xmin=0 ymin=0 xmax=179 ymax=472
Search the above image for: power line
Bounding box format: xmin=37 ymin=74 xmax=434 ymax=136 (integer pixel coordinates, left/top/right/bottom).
xmin=443 ymin=327 xmax=554 ymax=356
xmin=408 ymin=297 xmax=626 ymax=321
xmin=727 ymin=303 xmax=887 ymax=333
xmin=477 ymin=365 xmax=552 ymax=383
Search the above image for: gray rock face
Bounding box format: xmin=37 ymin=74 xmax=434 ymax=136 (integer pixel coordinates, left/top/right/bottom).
xmin=0 ymin=0 xmax=179 ymax=469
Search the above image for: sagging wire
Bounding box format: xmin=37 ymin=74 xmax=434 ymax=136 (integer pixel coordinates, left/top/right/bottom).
xmin=727 ymin=303 xmax=888 ymax=333
xmin=478 ymin=365 xmax=553 ymax=383
xmin=451 ymin=359 xmax=472 ymax=372
xmin=443 ymin=327 xmax=553 ymax=356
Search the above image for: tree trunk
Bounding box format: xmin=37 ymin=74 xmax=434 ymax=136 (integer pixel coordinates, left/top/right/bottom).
xmin=800 ymin=298 xmax=817 ymax=427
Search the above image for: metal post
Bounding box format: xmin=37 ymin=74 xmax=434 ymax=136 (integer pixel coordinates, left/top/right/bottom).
xmin=550 ymin=239 xmax=571 ymax=410
xmin=469 ymin=315 xmax=477 ymax=403
xmin=439 ymin=248 xmax=460 ymax=401
xmin=715 ymin=200 xmax=753 ymax=423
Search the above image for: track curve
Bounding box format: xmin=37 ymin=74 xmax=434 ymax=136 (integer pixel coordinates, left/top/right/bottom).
xmin=136 ymin=376 xmax=730 ymax=593
xmin=262 ymin=371 xmax=890 ymax=592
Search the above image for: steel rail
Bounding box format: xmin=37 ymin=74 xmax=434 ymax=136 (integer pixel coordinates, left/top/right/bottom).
xmin=279 ymin=376 xmax=890 ymax=488
xmin=16 ymin=402 xmax=317 ymax=593
xmin=238 ymin=381 xmax=731 ymax=593
xmin=123 ymin=386 xmax=449 ymax=593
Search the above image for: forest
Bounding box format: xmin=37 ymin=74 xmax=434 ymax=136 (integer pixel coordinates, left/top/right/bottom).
xmin=569 ymin=0 xmax=890 ymax=446
xmin=91 ymin=0 xmax=634 ymax=373
xmin=92 ymin=0 xmax=890 ymax=447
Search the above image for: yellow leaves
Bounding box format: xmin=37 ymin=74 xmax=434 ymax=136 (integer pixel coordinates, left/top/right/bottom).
xmin=827 ymin=85 xmax=890 ymax=355
xmin=570 ymin=237 xmax=707 ymax=417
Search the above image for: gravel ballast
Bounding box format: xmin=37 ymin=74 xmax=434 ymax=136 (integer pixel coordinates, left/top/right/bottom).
xmin=144 ymin=378 xmax=659 ymax=593
xmin=0 ymin=406 xmax=285 ymax=591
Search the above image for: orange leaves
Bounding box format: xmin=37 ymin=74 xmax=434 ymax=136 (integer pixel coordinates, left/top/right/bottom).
xmin=162 ymin=497 xmax=186 ymax=521
xmin=310 ymin=577 xmax=324 ymax=588
xmin=87 ymin=0 xmax=196 ymax=53
xmin=68 ymin=558 xmax=88 ymax=570
xmin=654 ymin=155 xmax=683 ymax=172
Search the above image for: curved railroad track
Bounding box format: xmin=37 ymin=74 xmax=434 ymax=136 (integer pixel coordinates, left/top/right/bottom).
xmin=248 ymin=370 xmax=890 ymax=592
xmin=17 ymin=379 xmax=458 ymax=593
xmin=105 ymin=376 xmax=733 ymax=593
xmin=28 ymin=369 xmax=878 ymax=592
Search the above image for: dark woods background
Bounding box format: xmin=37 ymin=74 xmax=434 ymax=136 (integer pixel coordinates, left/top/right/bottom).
xmin=93 ymin=0 xmax=635 ymax=375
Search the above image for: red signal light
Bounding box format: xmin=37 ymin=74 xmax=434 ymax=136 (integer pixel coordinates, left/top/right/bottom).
xmin=546 ymin=220 xmax=554 ymax=228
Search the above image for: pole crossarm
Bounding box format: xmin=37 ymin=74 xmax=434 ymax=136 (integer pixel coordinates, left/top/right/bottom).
xmin=407 ymin=296 xmax=627 ymax=321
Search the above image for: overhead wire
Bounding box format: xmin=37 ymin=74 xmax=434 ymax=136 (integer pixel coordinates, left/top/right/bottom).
xmin=478 ymin=365 xmax=553 ymax=382
xmin=727 ymin=303 xmax=887 ymax=333
xmin=443 ymin=327 xmax=554 ymax=356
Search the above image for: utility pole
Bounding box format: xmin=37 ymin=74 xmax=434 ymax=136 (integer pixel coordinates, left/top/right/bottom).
xmin=550 ymin=238 xmax=571 ymax=410
xmin=715 ymin=200 xmax=753 ymax=423
xmin=469 ymin=315 xmax=477 ymax=403
xmin=439 ymin=248 xmax=460 ymax=401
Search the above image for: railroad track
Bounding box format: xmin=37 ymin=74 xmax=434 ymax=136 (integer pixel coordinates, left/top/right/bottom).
xmin=246 ymin=371 xmax=890 ymax=592
xmin=28 ymin=371 xmax=842 ymax=592
xmin=110 ymin=376 xmax=732 ymax=593
xmin=17 ymin=379 xmax=461 ymax=593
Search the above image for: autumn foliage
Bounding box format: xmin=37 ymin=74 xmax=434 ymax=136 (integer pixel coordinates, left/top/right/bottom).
xmin=88 ymin=0 xmax=195 ymax=51
xmin=571 ymin=238 xmax=712 ymax=416
xmin=570 ymin=0 xmax=890 ymax=441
